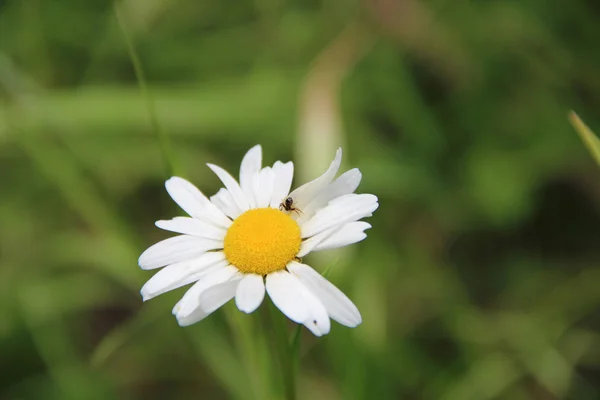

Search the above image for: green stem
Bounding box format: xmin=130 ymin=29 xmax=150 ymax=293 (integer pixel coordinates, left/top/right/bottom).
xmin=113 ymin=1 xmax=178 ymax=177
xmin=268 ymin=301 xmax=297 ymax=400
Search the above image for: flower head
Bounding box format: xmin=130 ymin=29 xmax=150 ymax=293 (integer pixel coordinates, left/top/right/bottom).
xmin=138 ymin=146 xmax=378 ymax=336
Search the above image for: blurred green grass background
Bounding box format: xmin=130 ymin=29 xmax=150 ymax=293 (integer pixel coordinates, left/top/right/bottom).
xmin=2 ymin=0 xmax=600 ymax=399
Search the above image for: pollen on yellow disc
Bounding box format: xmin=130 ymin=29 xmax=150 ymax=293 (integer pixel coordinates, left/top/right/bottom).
xmin=224 ymin=208 xmax=301 ymax=275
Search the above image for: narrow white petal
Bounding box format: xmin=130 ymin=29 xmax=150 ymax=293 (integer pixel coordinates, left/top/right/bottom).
xmin=286 ymin=148 xmax=342 ymax=210
xmin=269 ymin=161 xmax=294 ymax=208
xmin=250 ymin=171 xmax=261 ymax=208
xmin=165 ymin=177 xmax=205 ymax=218
xmin=298 ymin=221 xmax=371 ymax=257
xmin=300 ymin=193 xmax=378 ymax=238
xmin=199 ymin=279 xmax=241 ymax=315
xmin=288 ymin=262 xmax=361 ymax=327
xmin=255 ymin=167 xmax=275 ymax=208
xmin=210 ymin=188 xmax=243 ymax=219
xmin=155 ymin=217 xmax=226 ymax=240
xmin=141 ymin=253 xmax=228 ymax=301
xmin=296 ymin=168 xmax=362 ymax=224
xmin=173 ymin=265 xmax=239 ymax=320
xmin=332 ymin=168 xmax=362 ymax=194
xmin=298 ymin=226 xmax=338 ymax=257
xmin=177 ymin=278 xmax=241 ymax=326
xmin=207 ymin=163 xmax=250 ymax=213
xmin=235 ymin=274 xmax=265 ymax=313
xmin=239 ymin=145 xmax=262 ymax=209
xmin=209 ymin=188 xmax=233 ymax=216
xmin=165 ymin=177 xmax=231 ymax=229
xmin=138 ymin=235 xmax=223 ymax=270
xmin=313 ymin=221 xmax=370 ymax=252
xmin=266 ymin=271 xmax=330 ymax=336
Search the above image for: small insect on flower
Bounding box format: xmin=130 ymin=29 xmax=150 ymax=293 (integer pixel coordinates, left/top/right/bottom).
xmin=138 ymin=145 xmax=378 ymax=336
xmin=279 ymin=196 xmax=302 ymax=215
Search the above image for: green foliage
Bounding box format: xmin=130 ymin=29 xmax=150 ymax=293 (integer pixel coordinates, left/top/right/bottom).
xmin=1 ymin=0 xmax=600 ymax=399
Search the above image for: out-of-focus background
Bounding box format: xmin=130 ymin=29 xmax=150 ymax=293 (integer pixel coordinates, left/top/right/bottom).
xmin=2 ymin=0 xmax=600 ymax=399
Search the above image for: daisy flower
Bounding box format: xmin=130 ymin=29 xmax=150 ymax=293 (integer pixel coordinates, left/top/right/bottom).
xmin=138 ymin=146 xmax=378 ymax=336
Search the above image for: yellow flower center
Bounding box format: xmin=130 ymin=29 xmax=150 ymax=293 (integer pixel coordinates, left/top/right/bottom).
xmin=224 ymin=208 xmax=301 ymax=275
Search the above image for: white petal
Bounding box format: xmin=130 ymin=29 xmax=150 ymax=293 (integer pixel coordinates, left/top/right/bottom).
xmin=300 ymin=193 xmax=378 ymax=238
xmin=141 ymin=252 xmax=227 ymax=301
xmin=173 ymin=265 xmax=239 ymax=321
xmin=288 ymin=262 xmax=361 ymax=327
xmin=210 ymin=188 xmax=243 ymax=219
xmin=239 ymin=145 xmax=262 ymax=209
xmin=332 ymin=168 xmax=362 ymax=194
xmin=313 ymin=221 xmax=371 ymax=252
xmin=155 ymin=217 xmax=226 ymax=240
xmin=138 ymin=235 xmax=223 ymax=270
xmin=235 ymin=274 xmax=265 ymax=313
xmin=177 ymin=278 xmax=241 ymax=326
xmin=165 ymin=177 xmax=231 ymax=229
xmin=207 ymin=163 xmax=250 ymax=213
xmin=255 ymin=167 xmax=275 ymax=208
xmin=298 ymin=221 xmax=371 ymax=257
xmin=296 ymin=168 xmax=361 ymax=224
xmin=286 ymin=148 xmax=342 ymax=209
xmin=209 ymin=188 xmax=234 ymax=217
xmin=266 ymin=271 xmax=330 ymax=336
xmin=269 ymin=161 xmax=294 ymax=208
xmin=165 ymin=177 xmax=205 ymax=217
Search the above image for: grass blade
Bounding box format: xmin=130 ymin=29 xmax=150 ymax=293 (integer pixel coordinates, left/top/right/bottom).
xmin=569 ymin=111 xmax=600 ymax=166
